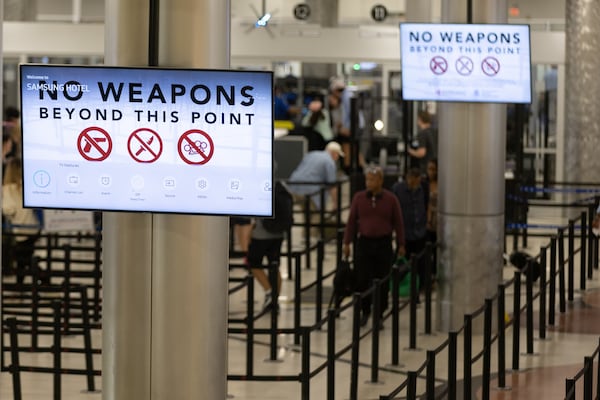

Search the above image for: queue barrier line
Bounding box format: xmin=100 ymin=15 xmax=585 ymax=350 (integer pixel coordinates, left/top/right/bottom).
xmin=2 ymin=286 xmax=100 ymax=400
xmin=380 ymin=209 xmax=598 ymax=399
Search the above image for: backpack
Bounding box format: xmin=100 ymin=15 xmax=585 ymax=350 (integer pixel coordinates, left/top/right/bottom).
xmin=262 ymin=181 xmax=294 ymax=234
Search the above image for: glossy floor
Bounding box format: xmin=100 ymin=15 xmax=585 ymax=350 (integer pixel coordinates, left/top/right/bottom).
xmin=1 ymin=220 xmax=599 ymax=399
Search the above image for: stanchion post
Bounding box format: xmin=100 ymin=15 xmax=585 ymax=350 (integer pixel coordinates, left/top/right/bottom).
xmin=581 ymin=211 xmax=588 ymax=286
xmin=565 ymin=378 xmax=575 ymax=400
xmin=371 ymin=279 xmax=381 ymax=383
xmin=584 ymin=356 xmax=593 ymax=400
xmin=497 ymin=285 xmax=506 ymax=388
xmin=568 ymin=220 xmax=575 ymax=301
xmin=316 ymin=240 xmax=324 ymax=324
xmin=301 ymin=327 xmax=311 ymax=400
xmin=512 ymin=271 xmax=521 ymax=371
xmin=549 ymin=237 xmax=557 ymax=325
xmin=79 ymin=288 xmax=96 ymax=392
xmin=268 ymin=262 xmax=279 ymax=361
xmin=304 ymin=195 xmax=311 ymax=270
xmin=464 ymin=314 xmax=472 ymax=400
xmin=52 ymin=301 xmax=62 ymax=400
xmin=407 ymin=371 xmax=417 ymax=400
xmin=319 ymin=188 xmax=326 ymax=240
xmin=31 ymin=261 xmax=40 ymax=349
xmin=426 ymin=350 xmax=436 ymax=400
xmin=247 ymin=275 xmax=255 ymax=376
xmin=559 ymin=229 xmax=566 ymax=312
xmin=287 ymin=223 xmax=293 ymax=280
xmin=448 ymin=331 xmax=458 ymax=400
xmin=391 ymin=264 xmax=400 ymax=366
xmin=424 ymin=244 xmax=433 ymax=335
xmin=482 ymin=299 xmax=492 ymax=400
xmin=327 ymin=310 xmax=336 ymax=400
xmin=63 ymin=245 xmax=72 ymax=334
xmin=350 ymin=294 xmax=362 ymax=400
xmin=336 ymin=181 xmax=343 ymax=259
xmin=409 ymin=256 xmax=418 ymax=350
xmin=588 ymin=205 xmax=595 ymax=278
xmin=7 ymin=318 xmax=22 ymax=400
xmin=294 ymin=254 xmax=302 ymax=345
xmin=526 ymin=259 xmax=534 ymax=354
xmin=539 ymin=246 xmax=547 ymax=340
xmin=596 ymin=337 xmax=600 ymax=400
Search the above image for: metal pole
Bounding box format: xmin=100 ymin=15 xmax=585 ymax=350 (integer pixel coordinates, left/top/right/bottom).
xmin=497 ymin=285 xmax=506 ymax=388
xmin=512 ymin=271 xmax=521 ymax=371
xmin=549 ymin=237 xmax=557 ymax=325
xmin=568 ymin=220 xmax=575 ymax=300
xmin=559 ymin=229 xmax=567 ymax=312
xmin=482 ymin=299 xmax=492 ymax=400
xmin=301 ymin=328 xmax=311 ymax=400
xmin=463 ymin=314 xmax=472 ymax=400
xmin=526 ymin=259 xmax=534 ymax=354
xmin=539 ymin=247 xmax=547 ymax=339
xmin=448 ymin=331 xmax=458 ymax=400
xmin=327 ymin=309 xmax=336 ymax=400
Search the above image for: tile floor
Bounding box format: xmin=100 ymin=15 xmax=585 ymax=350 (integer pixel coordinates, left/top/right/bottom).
xmin=2 ymin=210 xmax=600 ymax=399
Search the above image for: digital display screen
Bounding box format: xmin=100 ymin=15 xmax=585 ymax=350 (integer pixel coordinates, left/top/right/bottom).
xmin=20 ymin=64 xmax=273 ymax=216
xmin=400 ymin=23 xmax=532 ymax=103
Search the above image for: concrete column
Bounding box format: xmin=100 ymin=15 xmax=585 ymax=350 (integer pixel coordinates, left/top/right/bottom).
xmin=564 ymin=0 xmax=600 ymax=185
xmin=436 ymin=0 xmax=507 ymax=331
xmin=102 ymin=1 xmax=230 ymax=400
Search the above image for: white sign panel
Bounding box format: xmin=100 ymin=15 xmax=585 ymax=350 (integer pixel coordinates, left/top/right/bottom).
xmin=400 ymin=23 xmax=532 ymax=103
xmin=20 ymin=65 xmax=273 ymax=216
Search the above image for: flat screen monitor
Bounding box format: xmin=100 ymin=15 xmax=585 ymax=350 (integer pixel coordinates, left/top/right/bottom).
xmin=20 ymin=64 xmax=274 ymax=216
xmin=400 ymin=23 xmax=532 ymax=103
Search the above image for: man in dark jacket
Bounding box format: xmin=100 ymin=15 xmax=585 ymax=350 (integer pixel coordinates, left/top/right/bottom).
xmin=392 ymin=168 xmax=428 ymax=290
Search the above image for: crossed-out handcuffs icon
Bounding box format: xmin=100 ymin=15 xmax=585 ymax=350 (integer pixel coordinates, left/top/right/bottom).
xmin=183 ymin=140 xmax=208 ymax=155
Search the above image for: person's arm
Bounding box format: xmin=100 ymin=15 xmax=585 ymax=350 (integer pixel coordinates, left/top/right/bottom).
xmin=407 ymin=146 xmax=426 ymax=159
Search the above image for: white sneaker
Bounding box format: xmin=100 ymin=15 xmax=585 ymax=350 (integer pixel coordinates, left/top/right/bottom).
xmin=262 ymin=292 xmax=272 ymax=311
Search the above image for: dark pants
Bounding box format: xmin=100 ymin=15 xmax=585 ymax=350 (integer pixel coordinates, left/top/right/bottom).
xmin=247 ymin=238 xmax=283 ymax=269
xmin=354 ymin=236 xmax=393 ymax=316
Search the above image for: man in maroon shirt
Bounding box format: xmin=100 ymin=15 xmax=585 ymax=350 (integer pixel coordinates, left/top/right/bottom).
xmin=343 ymin=166 xmax=406 ymax=327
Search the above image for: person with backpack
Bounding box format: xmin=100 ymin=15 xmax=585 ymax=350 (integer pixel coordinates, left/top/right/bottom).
xmin=246 ymin=181 xmax=293 ymax=312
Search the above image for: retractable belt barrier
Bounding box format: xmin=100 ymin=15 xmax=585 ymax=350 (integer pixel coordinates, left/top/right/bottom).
xmin=381 ymin=210 xmax=598 ymax=400
xmin=227 ymin=239 xmax=437 ymax=400
xmin=2 ymin=286 xmax=100 ymax=400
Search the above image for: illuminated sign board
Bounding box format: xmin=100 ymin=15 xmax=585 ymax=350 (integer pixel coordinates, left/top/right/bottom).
xmin=20 ymin=64 xmax=273 ymax=216
xmin=400 ymin=23 xmax=532 ymax=103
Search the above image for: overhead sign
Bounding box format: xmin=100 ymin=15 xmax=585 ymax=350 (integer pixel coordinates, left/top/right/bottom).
xmin=20 ymin=64 xmax=274 ymax=216
xmin=400 ymin=23 xmax=532 ymax=103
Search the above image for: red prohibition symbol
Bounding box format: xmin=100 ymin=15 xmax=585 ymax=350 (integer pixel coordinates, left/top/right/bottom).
xmin=127 ymin=128 xmax=163 ymax=163
xmin=178 ymin=129 xmax=215 ymax=165
xmin=430 ymin=56 xmax=448 ymax=75
xmin=481 ymin=57 xmax=501 ymax=76
xmin=77 ymin=127 xmax=113 ymax=161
